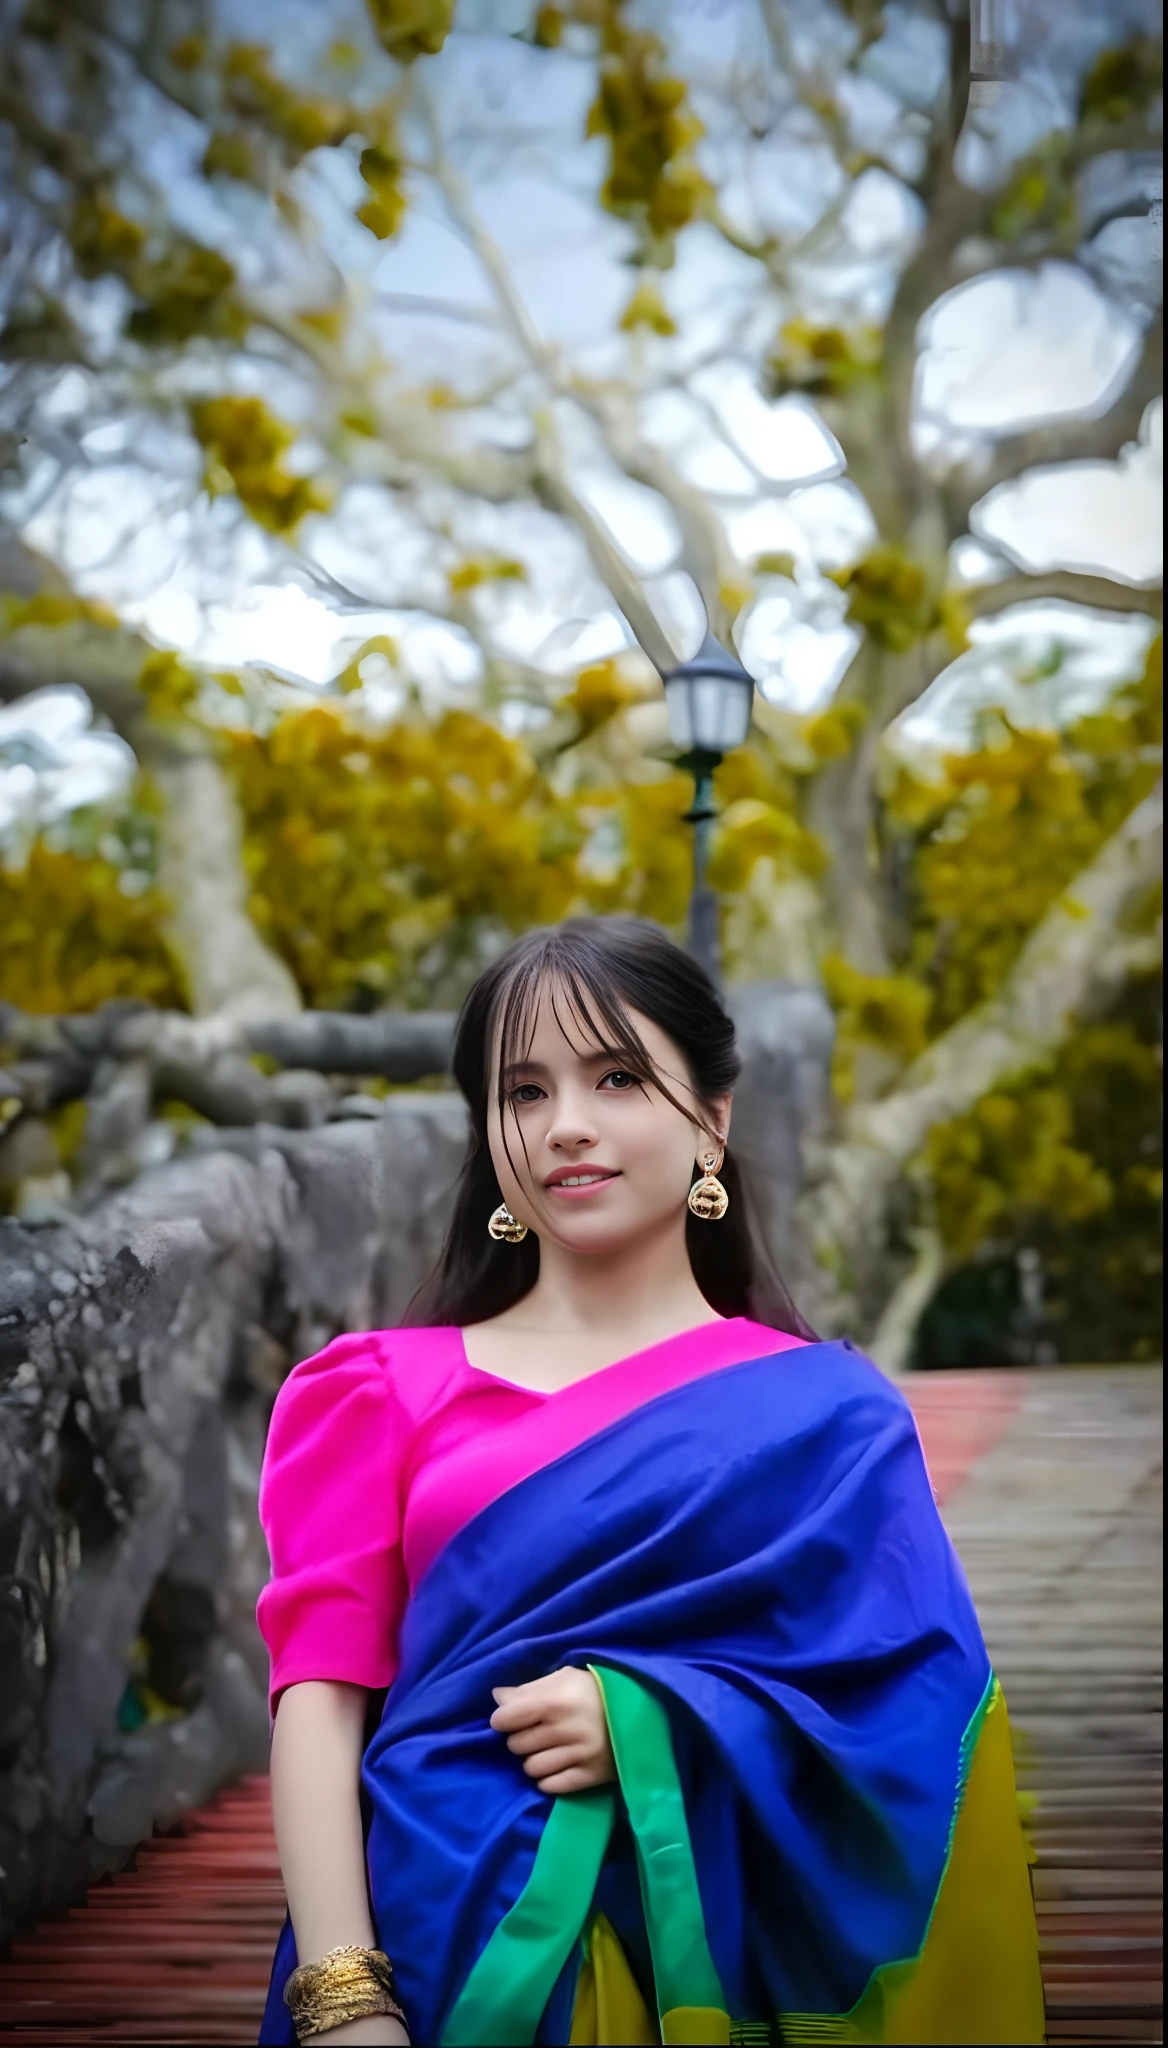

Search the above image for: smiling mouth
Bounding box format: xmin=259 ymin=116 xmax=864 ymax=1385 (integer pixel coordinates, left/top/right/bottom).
xmin=545 ymin=1170 xmax=620 ymax=1190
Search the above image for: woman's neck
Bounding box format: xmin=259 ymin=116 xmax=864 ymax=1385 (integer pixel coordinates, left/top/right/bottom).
xmin=462 ymin=1236 xmax=724 ymax=1389
xmin=487 ymin=1220 xmax=718 ymax=1344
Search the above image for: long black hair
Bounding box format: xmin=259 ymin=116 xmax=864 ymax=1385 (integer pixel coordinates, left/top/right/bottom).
xmin=404 ymin=916 xmax=813 ymax=1336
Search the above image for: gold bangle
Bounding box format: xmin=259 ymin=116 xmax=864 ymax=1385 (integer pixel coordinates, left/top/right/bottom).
xmin=284 ymin=1945 xmax=406 ymax=2042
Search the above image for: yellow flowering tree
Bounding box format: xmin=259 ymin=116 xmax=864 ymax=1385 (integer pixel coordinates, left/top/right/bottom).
xmin=0 ymin=0 xmax=1161 ymax=1357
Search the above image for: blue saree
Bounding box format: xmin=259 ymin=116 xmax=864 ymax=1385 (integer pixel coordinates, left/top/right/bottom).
xmin=260 ymin=1341 xmax=1044 ymax=2045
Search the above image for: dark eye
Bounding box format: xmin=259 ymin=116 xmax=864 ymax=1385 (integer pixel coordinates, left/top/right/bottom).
xmin=510 ymin=1083 xmax=545 ymax=1104
xmin=600 ymin=1070 xmax=636 ymax=1090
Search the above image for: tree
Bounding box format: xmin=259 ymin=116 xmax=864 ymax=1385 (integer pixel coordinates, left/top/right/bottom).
xmin=0 ymin=0 xmax=1161 ymax=1355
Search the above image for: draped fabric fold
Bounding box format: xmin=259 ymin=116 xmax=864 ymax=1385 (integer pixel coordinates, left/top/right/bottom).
xmin=260 ymin=1342 xmax=1043 ymax=2047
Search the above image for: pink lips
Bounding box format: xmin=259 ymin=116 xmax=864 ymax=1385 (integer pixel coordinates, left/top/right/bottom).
xmin=543 ymin=1169 xmax=621 ymax=1200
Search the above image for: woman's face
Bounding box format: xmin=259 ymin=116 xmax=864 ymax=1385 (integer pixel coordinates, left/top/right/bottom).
xmin=486 ymin=980 xmax=730 ymax=1256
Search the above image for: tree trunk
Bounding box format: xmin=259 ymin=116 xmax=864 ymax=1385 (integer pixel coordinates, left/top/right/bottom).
xmin=0 ymin=621 xmax=304 ymax=1021
xmin=803 ymin=784 xmax=1163 ymax=1329
xmin=151 ymin=752 xmax=302 ymax=1022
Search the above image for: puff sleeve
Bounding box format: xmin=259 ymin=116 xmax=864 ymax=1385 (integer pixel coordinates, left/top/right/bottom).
xmin=257 ymin=1335 xmax=407 ymax=1713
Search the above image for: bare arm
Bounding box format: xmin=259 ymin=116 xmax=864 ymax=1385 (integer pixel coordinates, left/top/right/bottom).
xmin=270 ymin=1681 xmax=409 ymax=2047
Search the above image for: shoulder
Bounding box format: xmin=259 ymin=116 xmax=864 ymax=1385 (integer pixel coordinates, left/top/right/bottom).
xmin=268 ymin=1330 xmax=389 ymax=1426
xmin=259 ymin=1330 xmax=438 ymax=1528
xmin=266 ymin=1325 xmax=465 ymax=1443
xmin=765 ymin=1336 xmax=917 ymax=1439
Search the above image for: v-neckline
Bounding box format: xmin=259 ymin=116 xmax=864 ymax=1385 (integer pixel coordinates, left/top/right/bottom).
xmin=457 ymin=1313 xmax=738 ymax=1399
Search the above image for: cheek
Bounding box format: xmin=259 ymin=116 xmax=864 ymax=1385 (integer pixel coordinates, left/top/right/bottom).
xmin=610 ymin=1103 xmax=696 ymax=1181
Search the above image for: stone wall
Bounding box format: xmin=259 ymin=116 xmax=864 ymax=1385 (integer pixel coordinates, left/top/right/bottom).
xmin=0 ymin=1095 xmax=467 ymax=1944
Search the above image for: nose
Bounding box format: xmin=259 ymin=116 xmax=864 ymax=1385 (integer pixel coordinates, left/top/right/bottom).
xmin=544 ymin=1087 xmax=600 ymax=1154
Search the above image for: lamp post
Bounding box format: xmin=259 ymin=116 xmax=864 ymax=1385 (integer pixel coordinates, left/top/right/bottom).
xmin=663 ymin=633 xmax=756 ymax=987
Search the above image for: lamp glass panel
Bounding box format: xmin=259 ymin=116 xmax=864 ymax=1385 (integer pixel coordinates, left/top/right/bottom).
xmin=691 ymin=676 xmax=743 ymax=751
xmin=724 ymin=677 xmax=754 ymax=748
xmin=664 ymin=676 xmax=694 ymax=750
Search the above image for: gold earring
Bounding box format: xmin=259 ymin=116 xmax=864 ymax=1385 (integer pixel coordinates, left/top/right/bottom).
xmin=488 ymin=1201 xmax=528 ymax=1244
xmin=688 ymin=1146 xmax=729 ymax=1222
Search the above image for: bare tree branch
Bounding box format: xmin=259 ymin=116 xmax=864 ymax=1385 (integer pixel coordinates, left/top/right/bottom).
xmin=531 ymin=419 xmax=679 ymax=674
xmin=415 ymin=81 xmax=687 ymax=675
xmin=152 ymin=754 xmax=303 ymax=1023
xmin=867 ymin=1225 xmax=947 ymax=1376
xmin=0 ymin=1000 xmax=457 ymax=1132
xmin=569 ymin=377 xmax=742 ymax=642
xmin=962 ymin=571 xmax=1163 ymax=621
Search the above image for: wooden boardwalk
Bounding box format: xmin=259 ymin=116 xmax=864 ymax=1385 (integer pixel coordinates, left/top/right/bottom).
xmin=942 ymin=1369 xmax=1163 ymax=2046
xmin=0 ymin=1365 xmax=1160 ymax=2044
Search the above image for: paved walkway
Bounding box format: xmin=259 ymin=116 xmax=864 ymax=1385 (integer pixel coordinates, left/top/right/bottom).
xmin=0 ymin=1366 xmax=1161 ymax=2044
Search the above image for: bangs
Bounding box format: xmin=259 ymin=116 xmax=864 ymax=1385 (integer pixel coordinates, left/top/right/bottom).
xmin=490 ymin=935 xmax=702 ymax=1183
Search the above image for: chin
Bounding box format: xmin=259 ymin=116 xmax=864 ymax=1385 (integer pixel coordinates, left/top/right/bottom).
xmin=542 ymin=1221 xmax=624 ymax=1254
xmin=542 ymin=1206 xmax=668 ymax=1255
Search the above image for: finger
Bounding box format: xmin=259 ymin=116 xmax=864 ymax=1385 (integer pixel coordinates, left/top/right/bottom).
xmin=489 ymin=1695 xmax=555 ymax=1733
xmin=490 ymin=1670 xmax=582 ymax=1729
xmin=502 ymin=1728 xmax=586 ymax=1761
xmin=519 ymin=1743 xmax=580 ymax=1782
xmin=508 ymin=1670 xmax=572 ymax=1707
xmin=504 ymin=1722 xmax=564 ymax=1756
xmin=536 ymin=1764 xmax=600 ymax=1796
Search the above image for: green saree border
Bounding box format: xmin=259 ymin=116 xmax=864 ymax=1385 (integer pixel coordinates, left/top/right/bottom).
xmin=440 ymin=1663 xmax=732 ymax=2045
xmin=440 ymin=1783 xmax=616 ymax=2046
xmin=590 ymin=1664 xmax=728 ymax=2027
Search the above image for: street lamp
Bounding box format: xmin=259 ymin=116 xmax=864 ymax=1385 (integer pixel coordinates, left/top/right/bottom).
xmin=663 ymin=632 xmax=756 ymax=987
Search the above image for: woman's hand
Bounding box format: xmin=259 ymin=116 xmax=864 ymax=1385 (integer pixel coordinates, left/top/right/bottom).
xmin=490 ymin=1666 xmax=616 ymax=1795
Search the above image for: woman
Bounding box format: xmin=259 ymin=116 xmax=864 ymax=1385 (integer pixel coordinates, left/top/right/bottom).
xmin=257 ymin=918 xmax=1044 ymax=2048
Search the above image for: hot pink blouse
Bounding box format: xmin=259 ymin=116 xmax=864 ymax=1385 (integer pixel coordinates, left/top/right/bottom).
xmin=257 ymin=1317 xmax=807 ymax=1710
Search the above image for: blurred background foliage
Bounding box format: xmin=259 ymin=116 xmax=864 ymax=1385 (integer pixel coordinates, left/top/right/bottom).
xmin=0 ymin=0 xmax=1161 ymax=1364
xmin=917 ymin=970 xmax=1162 ymax=1364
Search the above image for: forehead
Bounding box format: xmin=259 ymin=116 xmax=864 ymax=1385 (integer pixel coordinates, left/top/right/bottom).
xmin=490 ymin=972 xmax=672 ymax=1072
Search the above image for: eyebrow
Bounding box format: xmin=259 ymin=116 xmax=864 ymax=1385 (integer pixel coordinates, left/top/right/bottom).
xmin=500 ymin=1058 xmax=543 ymax=1083
xmin=500 ymin=1047 xmax=631 ymax=1083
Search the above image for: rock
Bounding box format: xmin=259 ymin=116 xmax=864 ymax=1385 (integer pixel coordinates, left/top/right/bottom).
xmin=14 ymin=1172 xmax=73 ymax=1225
xmin=0 ymin=1092 xmax=467 ymax=1944
xmin=266 ymin=1068 xmax=335 ymax=1127
xmin=0 ymin=1117 xmax=59 ymax=1193
xmin=87 ymin=1642 xmax=269 ymax=1848
xmin=75 ymin=1058 xmax=152 ymax=1188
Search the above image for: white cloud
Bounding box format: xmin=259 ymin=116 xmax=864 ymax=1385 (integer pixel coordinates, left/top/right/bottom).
xmin=639 ymin=389 xmax=758 ymax=498
xmin=569 ymin=467 xmax=684 ymax=578
xmin=735 ymin=573 xmax=862 ymax=712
